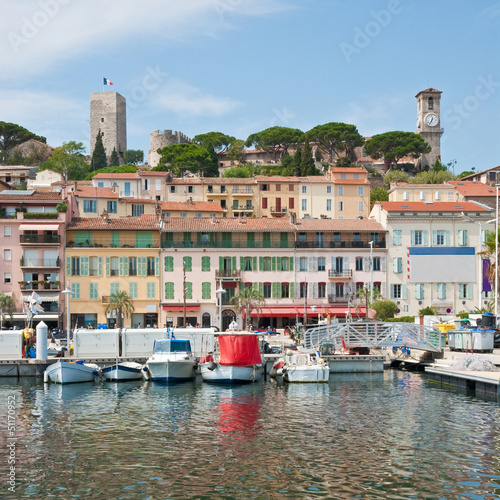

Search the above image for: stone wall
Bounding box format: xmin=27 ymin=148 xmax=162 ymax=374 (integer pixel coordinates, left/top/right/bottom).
xmin=148 ymin=130 xmax=192 ymax=167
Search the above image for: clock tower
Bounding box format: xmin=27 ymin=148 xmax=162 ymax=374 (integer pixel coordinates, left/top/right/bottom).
xmin=415 ymin=88 xmax=443 ymax=170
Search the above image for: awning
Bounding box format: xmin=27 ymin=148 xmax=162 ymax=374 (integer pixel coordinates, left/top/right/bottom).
xmin=162 ymin=305 xmax=200 ymax=311
xmin=21 ymin=293 xmax=60 ymax=302
xmin=251 ymin=306 xmax=372 ymax=318
xmin=18 ymin=224 xmax=59 ymax=231
xmin=12 ymin=313 xmax=60 ymax=320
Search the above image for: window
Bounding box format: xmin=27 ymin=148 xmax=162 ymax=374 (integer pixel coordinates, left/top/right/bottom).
xmin=129 ymin=257 xmax=137 ymax=276
xmin=300 ymin=257 xmax=307 ymax=272
xmin=202 ymin=282 xmax=211 ymax=299
xmin=262 ymin=197 xmax=268 ymax=209
xmin=71 ymin=257 xmax=80 ymax=276
xmin=302 ymin=186 xmax=307 ymax=194
xmin=180 ymin=212 xmax=187 ymax=218
xmin=129 ymin=282 xmax=138 ymax=299
xmin=132 ymin=204 xmax=144 ymax=217
xmin=435 ymin=191 xmax=441 ymax=200
xmin=89 ymin=257 xmax=99 ymax=276
xmin=458 ymin=229 xmax=468 ymax=246
xmin=354 ymin=173 xmax=359 ymax=180
xmin=147 ymin=282 xmax=156 ymax=300
xmin=358 ymin=186 xmax=364 ymax=196
xmin=373 ymin=257 xmax=381 ymax=271
xmin=165 ymin=282 xmax=174 ymax=299
xmin=428 ymin=96 xmax=434 ymax=110
xmin=302 ymin=199 xmax=307 ymax=211
xmin=289 ymin=184 xmax=294 ymax=192
xmin=353 ymin=233 xmax=361 ymax=242
xmin=358 ymin=201 xmax=364 ymax=211
xmin=279 ymin=257 xmax=289 ymax=271
xmin=393 ymin=257 xmax=403 ymax=273
xmin=107 ymin=201 xmax=117 ymax=213
xmin=327 ymin=186 xmax=332 ymax=194
xmin=97 ymin=182 xmax=104 ymax=187
xmin=155 ymin=179 xmax=161 ymax=191
xmin=170 ymin=186 xmax=177 ymax=193
xmin=459 ymin=283 xmax=472 ymax=300
xmin=435 ymin=230 xmax=445 ymax=246
xmin=263 ymin=257 xmax=272 ymax=271
xmin=89 ymin=283 xmax=98 ymax=300
xmin=289 ymin=198 xmax=294 ymax=209
xmin=356 ymin=257 xmax=363 ymax=271
xmin=147 ymin=257 xmax=155 ymax=276
xmin=413 ymin=230 xmax=423 ymax=246
xmin=318 ymin=283 xmax=326 ymax=298
xmin=243 ymin=257 xmax=253 ymax=271
xmin=4 ymin=249 xmax=11 ymax=261
xmin=318 ymin=257 xmax=326 ymax=271
xmin=71 ymin=282 xmax=80 ymax=300
xmin=261 ymin=184 xmax=269 ymax=191
xmin=437 ymin=283 xmax=446 ymax=299
xmin=338 ymin=201 xmax=343 ymax=211
xmin=300 ymin=282 xmax=308 ymax=298
xmin=326 ymin=199 xmax=332 ymax=211
xmin=298 ymin=232 xmax=307 ymax=243
xmin=448 ymin=191 xmax=454 ymax=200
xmin=338 ymin=186 xmax=344 ymax=195
xmin=340 ymin=173 xmax=346 ymax=180
xmin=4 ymin=272 xmax=11 ymax=283
xmin=419 ymin=191 xmax=425 ymax=201
xmin=415 ymin=283 xmax=424 ymax=300
xmin=164 ymin=256 xmax=174 ymax=272
xmin=110 ymin=257 xmax=119 ymax=276
xmin=201 ymin=256 xmax=210 ymax=272
xmin=4 ymin=226 xmax=11 ymax=237
xmin=335 ymin=283 xmax=344 ymax=297
xmin=316 ymin=232 xmax=324 ymax=247
xmin=403 ymin=191 xmax=409 ymax=200
xmin=392 ymin=284 xmax=402 ymax=299
xmin=83 ymin=200 xmax=97 ymax=213
xmin=187 ymin=186 xmax=194 ymax=193
xmin=334 ymin=232 xmax=341 ymax=242
xmin=281 ymin=283 xmax=289 ymax=298
xmin=276 ymin=184 xmax=281 ymax=191
xmin=207 ymin=185 xmax=213 ymax=193
xmin=393 ymin=230 xmax=402 ymax=246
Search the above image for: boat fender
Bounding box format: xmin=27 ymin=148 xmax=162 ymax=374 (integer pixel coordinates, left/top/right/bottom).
xmin=276 ymin=368 xmax=283 ymax=376
xmin=193 ymin=363 xmax=199 ymax=371
xmin=75 ymin=360 xmax=84 ymax=365
xmin=43 ymin=371 xmax=49 ymax=383
xmin=281 ymin=368 xmax=287 ymax=375
xmin=207 ymin=361 xmax=217 ymax=371
xmin=141 ymin=366 xmax=151 ymax=380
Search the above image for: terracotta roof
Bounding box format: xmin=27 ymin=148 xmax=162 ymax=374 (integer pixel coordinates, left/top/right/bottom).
xmin=159 ymin=201 xmax=223 ymax=212
xmin=255 ymin=176 xmax=300 ymax=182
xmin=293 ymin=218 xmax=385 ymax=232
xmin=138 ymin=171 xmax=170 ymax=177
xmin=0 ymin=191 xmax=63 ymax=201
xmin=459 ymin=166 xmax=500 ymax=180
xmin=204 ymin=178 xmax=257 ymax=185
xmin=75 ymin=186 xmax=118 ymax=198
xmin=92 ymin=173 xmax=139 ymax=180
xmin=170 ymin=178 xmax=203 ymax=185
xmin=329 ymin=167 xmax=367 ymax=173
xmin=448 ymin=181 xmax=497 ymax=197
xmin=67 ymin=214 xmax=160 ymax=230
xmin=379 ymin=201 xmax=491 ymax=212
xmin=331 ymin=179 xmax=370 ymax=185
xmin=298 ymin=176 xmax=333 ymax=184
xmin=390 ymin=183 xmax=450 ymax=189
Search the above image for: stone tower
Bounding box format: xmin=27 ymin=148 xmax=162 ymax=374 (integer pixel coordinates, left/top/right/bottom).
xmin=148 ymin=130 xmax=192 ymax=167
xmin=415 ymin=88 xmax=443 ymax=169
xmin=90 ymin=92 xmax=127 ymax=160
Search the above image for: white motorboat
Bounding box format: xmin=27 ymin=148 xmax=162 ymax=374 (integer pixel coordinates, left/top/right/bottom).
xmin=143 ymin=339 xmax=197 ymax=382
xmin=200 ymin=333 xmax=263 ymax=384
xmin=278 ymin=349 xmax=330 ymax=383
xmin=102 ymin=361 xmax=144 ymax=381
xmin=45 ymin=360 xmax=101 ymax=384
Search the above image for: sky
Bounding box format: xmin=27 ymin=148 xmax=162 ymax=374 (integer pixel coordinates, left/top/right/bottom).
xmin=1 ymin=0 xmax=499 ymax=174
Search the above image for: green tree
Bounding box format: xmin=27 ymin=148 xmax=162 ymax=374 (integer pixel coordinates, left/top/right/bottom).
xmin=223 ymin=164 xmax=255 ymax=178
xmin=91 ymin=130 xmax=107 ymax=171
xmin=457 ymin=170 xmax=474 ymax=179
xmin=383 ymin=170 xmax=410 ymax=188
xmin=104 ymin=291 xmax=135 ymax=329
xmin=371 ymin=299 xmax=399 ymax=321
xmin=365 ymin=131 xmax=431 ymax=171
xmin=123 ymin=150 xmax=144 ymax=165
xmin=291 ymin=146 xmax=302 ymax=176
xmin=153 ymin=143 xmax=217 ymax=177
xmin=245 ymin=126 xmax=303 ymax=163
xmin=84 ymin=164 xmax=138 ymax=180
xmin=336 ymin=157 xmax=355 ymax=168
xmin=370 ymin=187 xmax=389 ymax=206
xmin=109 ymin=147 xmax=120 ymax=167
xmin=412 ymin=170 xmax=455 ymax=184
xmin=0 ymin=121 xmax=46 ymax=162
xmin=39 ymin=141 xmax=90 ymax=180
xmin=231 ymin=286 xmax=265 ymax=329
xmin=307 ymin=122 xmax=364 ymax=162
xmin=418 ymin=306 xmax=438 ymax=316
xmin=300 ymin=137 xmax=315 ymax=176
xmin=0 ymin=293 xmax=15 ymax=326
xmin=193 ymin=132 xmax=235 ymax=152
xmin=226 ymin=139 xmax=246 ymax=164
xmin=280 ymin=154 xmax=294 ymax=176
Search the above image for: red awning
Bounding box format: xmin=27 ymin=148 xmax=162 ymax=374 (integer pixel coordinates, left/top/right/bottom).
xmin=251 ymin=306 xmax=372 ymax=318
xmin=162 ymin=305 xmax=200 ymax=311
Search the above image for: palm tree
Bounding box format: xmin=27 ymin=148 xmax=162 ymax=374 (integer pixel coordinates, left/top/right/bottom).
xmin=231 ymin=286 xmax=265 ymax=329
xmin=0 ymin=292 xmax=15 ymax=328
xmin=104 ymin=291 xmax=135 ymax=329
xmin=479 ymin=230 xmax=500 ymax=300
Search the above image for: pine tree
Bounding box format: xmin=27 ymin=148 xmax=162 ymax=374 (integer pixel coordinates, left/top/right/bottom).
xmin=109 ymin=147 xmax=120 ymax=167
xmin=300 ymin=137 xmax=315 ymax=176
xmin=292 ymin=146 xmax=302 ymax=177
xmin=91 ymin=130 xmax=107 ymax=171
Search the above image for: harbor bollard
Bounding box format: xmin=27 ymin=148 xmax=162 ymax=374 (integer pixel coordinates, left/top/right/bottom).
xmin=36 ymin=321 xmax=48 ymax=361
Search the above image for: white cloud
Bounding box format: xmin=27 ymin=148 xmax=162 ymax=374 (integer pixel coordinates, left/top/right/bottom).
xmin=0 ymin=0 xmax=290 ymax=79
xmin=157 ymin=80 xmax=242 ymax=117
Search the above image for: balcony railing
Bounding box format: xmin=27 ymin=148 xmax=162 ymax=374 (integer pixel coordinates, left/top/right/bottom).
xmin=296 ymin=240 xmax=386 ymax=249
xmin=232 ymin=205 xmax=254 ymax=211
xmin=270 ymin=207 xmax=287 ymax=213
xmin=328 ymin=294 xmax=348 ymax=303
xmin=206 ymin=188 xmax=227 ymax=195
xmin=19 ymin=281 xmax=61 ymax=291
xmin=20 ymin=234 xmax=61 ymax=244
xmin=328 ymin=269 xmax=353 ymax=279
xmin=215 ymin=270 xmax=241 ymax=279
xmin=232 ymin=188 xmax=254 ymax=194
xmin=162 ymin=241 xmax=291 ymax=249
xmin=67 ymin=240 xmax=157 ymax=248
xmin=221 ymin=297 xmax=235 ymax=305
xmin=101 ymin=296 xmax=111 ymax=303
xmin=20 ymin=258 xmax=60 ymax=268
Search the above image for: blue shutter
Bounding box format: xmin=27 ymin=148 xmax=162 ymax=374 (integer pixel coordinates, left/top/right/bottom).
xmin=467 ymin=283 xmax=473 ymax=300
xmin=390 ymin=284 xmax=395 ymax=299
xmin=423 ymin=230 xmax=428 ymax=246
xmin=432 ymin=230 xmax=437 ymax=246
xmin=410 ymin=230 xmax=415 ymax=246
xmin=445 ymin=231 xmax=450 ymax=246
xmin=402 ymin=284 xmax=407 ymax=300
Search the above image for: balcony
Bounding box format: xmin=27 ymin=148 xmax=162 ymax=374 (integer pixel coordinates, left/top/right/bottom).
xmin=215 ymin=269 xmax=241 ymax=280
xmin=328 ymin=269 xmax=353 ymax=279
xmin=19 ymin=281 xmax=61 ymax=291
xmin=20 ymin=258 xmax=60 ymax=268
xmin=270 ymin=207 xmax=287 ymax=217
xmin=232 ymin=188 xmax=254 ymax=195
xmin=20 ymin=234 xmax=61 ymax=245
xmin=328 ymin=294 xmax=349 ymax=303
xmin=296 ymin=240 xmax=386 ymax=249
xmin=206 ymin=188 xmax=228 ymax=196
xmin=221 ymin=296 xmax=235 ymax=306
xmin=101 ymin=296 xmax=111 ymax=303
xmin=231 ymin=205 xmax=254 ymax=212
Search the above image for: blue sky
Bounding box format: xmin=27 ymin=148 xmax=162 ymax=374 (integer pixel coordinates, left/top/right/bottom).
xmin=1 ymin=0 xmax=499 ymax=174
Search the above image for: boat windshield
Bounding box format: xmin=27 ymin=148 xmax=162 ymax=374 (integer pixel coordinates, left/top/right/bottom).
xmin=154 ymin=340 xmax=192 ymax=354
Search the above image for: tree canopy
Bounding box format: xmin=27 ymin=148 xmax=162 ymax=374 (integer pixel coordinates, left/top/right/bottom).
xmin=153 ymin=143 xmax=218 ymax=177
xmin=0 ymin=121 xmax=46 ymax=162
xmin=123 ymin=149 xmax=144 ymax=165
xmin=109 ymin=147 xmax=120 ymax=167
xmin=193 ymin=132 xmax=236 ymax=152
xmin=307 ymin=122 xmax=364 ymax=162
xmin=39 ymin=141 xmax=90 ymax=180
xmin=226 ymin=139 xmax=246 ymax=164
xmin=364 ymin=131 xmax=431 ymax=171
xmin=223 ymin=164 xmax=255 ymax=178
xmin=245 ymin=126 xmax=303 ymax=163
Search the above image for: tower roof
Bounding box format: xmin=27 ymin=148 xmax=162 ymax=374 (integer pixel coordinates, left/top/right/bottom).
xmin=415 ymin=88 xmax=442 ymax=97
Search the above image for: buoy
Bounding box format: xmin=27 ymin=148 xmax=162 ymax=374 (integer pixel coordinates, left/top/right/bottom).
xmin=141 ymin=366 xmax=151 ymax=380
xmin=43 ymin=371 xmax=49 ymax=383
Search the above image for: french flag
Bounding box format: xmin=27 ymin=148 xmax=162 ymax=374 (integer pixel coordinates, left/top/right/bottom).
xmin=103 ymin=77 xmax=113 ymax=86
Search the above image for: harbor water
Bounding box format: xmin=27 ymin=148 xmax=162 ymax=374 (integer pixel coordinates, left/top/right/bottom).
xmin=2 ymin=371 xmax=500 ymax=499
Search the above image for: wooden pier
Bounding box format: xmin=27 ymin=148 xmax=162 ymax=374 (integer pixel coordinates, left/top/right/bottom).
xmin=425 ymin=366 xmax=500 ymax=396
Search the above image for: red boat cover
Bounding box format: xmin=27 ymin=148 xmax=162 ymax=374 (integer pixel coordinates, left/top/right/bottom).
xmin=218 ymin=335 xmax=262 ymax=366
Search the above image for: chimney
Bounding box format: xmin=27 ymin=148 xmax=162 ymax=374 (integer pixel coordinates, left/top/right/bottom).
xmin=187 ymin=197 xmax=193 ymax=205
xmin=289 ymin=212 xmax=297 ymax=224
xmin=102 ymin=209 xmax=109 ymax=222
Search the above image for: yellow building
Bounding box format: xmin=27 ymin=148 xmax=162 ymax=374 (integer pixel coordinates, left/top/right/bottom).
xmin=327 ymin=167 xmax=370 ymax=219
xmin=203 ymin=178 xmax=258 ymax=217
xmin=255 ymin=176 xmax=300 ymax=218
xmin=65 ymin=214 xmax=161 ymax=328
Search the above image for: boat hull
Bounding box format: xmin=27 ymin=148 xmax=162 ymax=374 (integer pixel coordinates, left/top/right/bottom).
xmin=200 ymin=364 xmax=262 ymax=384
xmin=283 ymin=365 xmax=330 ymax=383
xmin=102 ymin=362 xmax=143 ymax=381
xmin=146 ymin=360 xmax=196 ymax=382
xmin=46 ymin=361 xmax=99 ymax=384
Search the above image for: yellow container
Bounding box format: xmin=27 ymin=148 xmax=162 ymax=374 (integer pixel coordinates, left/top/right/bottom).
xmin=436 ymin=323 xmax=454 ymax=333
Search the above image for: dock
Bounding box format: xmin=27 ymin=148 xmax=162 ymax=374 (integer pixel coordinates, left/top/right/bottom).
xmin=425 ymin=366 xmax=500 ymax=396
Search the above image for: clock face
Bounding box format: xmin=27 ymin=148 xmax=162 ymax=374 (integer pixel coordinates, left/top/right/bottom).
xmin=425 ymin=113 xmax=438 ymax=127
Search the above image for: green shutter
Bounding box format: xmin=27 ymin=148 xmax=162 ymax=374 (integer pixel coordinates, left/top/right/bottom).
xmin=197 ymin=232 xmax=202 ymax=245
xmin=129 ymin=282 xmax=138 ymax=299
xmin=289 ymin=257 xmax=294 ymax=271
xmin=272 ymin=257 xmax=276 ymax=271
xmin=98 ymin=256 xmax=103 ymax=276
xmin=89 ymin=283 xmax=98 ymax=300
xmin=147 ymin=282 xmax=156 ymax=300
xmin=75 ymin=232 xmax=92 ymax=246
xmin=186 ymin=282 xmax=192 ymax=300
xmin=155 ymin=257 xmax=159 ymax=276
xmin=135 ymin=232 xmax=153 ymax=248
xmin=290 ymin=282 xmax=294 ymax=298
xmin=219 ymin=256 xmax=223 ymax=271
xmin=253 ymin=257 xmax=257 ymax=271
xmin=263 ymin=232 xmax=271 ymax=248
xmin=272 ymin=282 xmax=280 ymax=298
xmin=202 ymin=256 xmax=210 ymax=272
xmin=165 ymin=256 xmax=174 ymax=272
xmin=280 ymin=232 xmax=288 ymax=248
xmin=247 ymin=232 xmax=255 ymax=248
xmin=66 ymin=256 xmax=71 ymax=277
xmin=259 ymin=282 xmax=264 ymax=295
xmin=183 ymin=232 xmax=191 ymax=247
xmin=202 ymin=282 xmax=211 ymax=299
xmin=141 ymin=257 xmax=147 ymax=276
xmin=71 ymin=282 xmax=80 ymax=299
xmin=106 ymin=256 xmax=110 ymax=277
xmin=111 ymin=232 xmax=120 ymax=247
xmin=232 ymin=256 xmax=236 ymax=272
xmin=184 ymin=256 xmax=192 ymax=272
xmin=222 ymin=233 xmax=232 ymax=248
xmin=165 ymin=282 xmax=174 ymax=299
xmin=119 ymin=256 xmax=124 ymax=276
xmin=81 ymin=256 xmax=89 ymax=276
xmin=259 ymin=257 xmax=264 ymax=271
xmin=124 ymin=257 xmax=129 ymax=276
xmin=239 ymin=256 xmax=244 ymax=270
xmin=164 ymin=232 xmax=173 ymax=248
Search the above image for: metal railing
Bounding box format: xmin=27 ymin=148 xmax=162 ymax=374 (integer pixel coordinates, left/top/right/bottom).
xmin=232 ymin=188 xmax=254 ymax=194
xmin=327 ymin=294 xmax=348 ymax=303
xmin=328 ymin=269 xmax=353 ymax=279
xmin=20 ymin=235 xmax=61 ymax=244
xmin=20 ymin=282 xmax=61 ymax=291
xmin=215 ymin=270 xmax=241 ymax=278
xmin=20 ymin=259 xmax=60 ymax=268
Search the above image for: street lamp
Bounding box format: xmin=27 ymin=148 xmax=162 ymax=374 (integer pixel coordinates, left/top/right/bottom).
xmin=216 ymin=280 xmax=226 ymax=332
xmin=61 ymin=281 xmax=73 ymax=355
xmin=462 ymin=213 xmax=496 ymax=310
